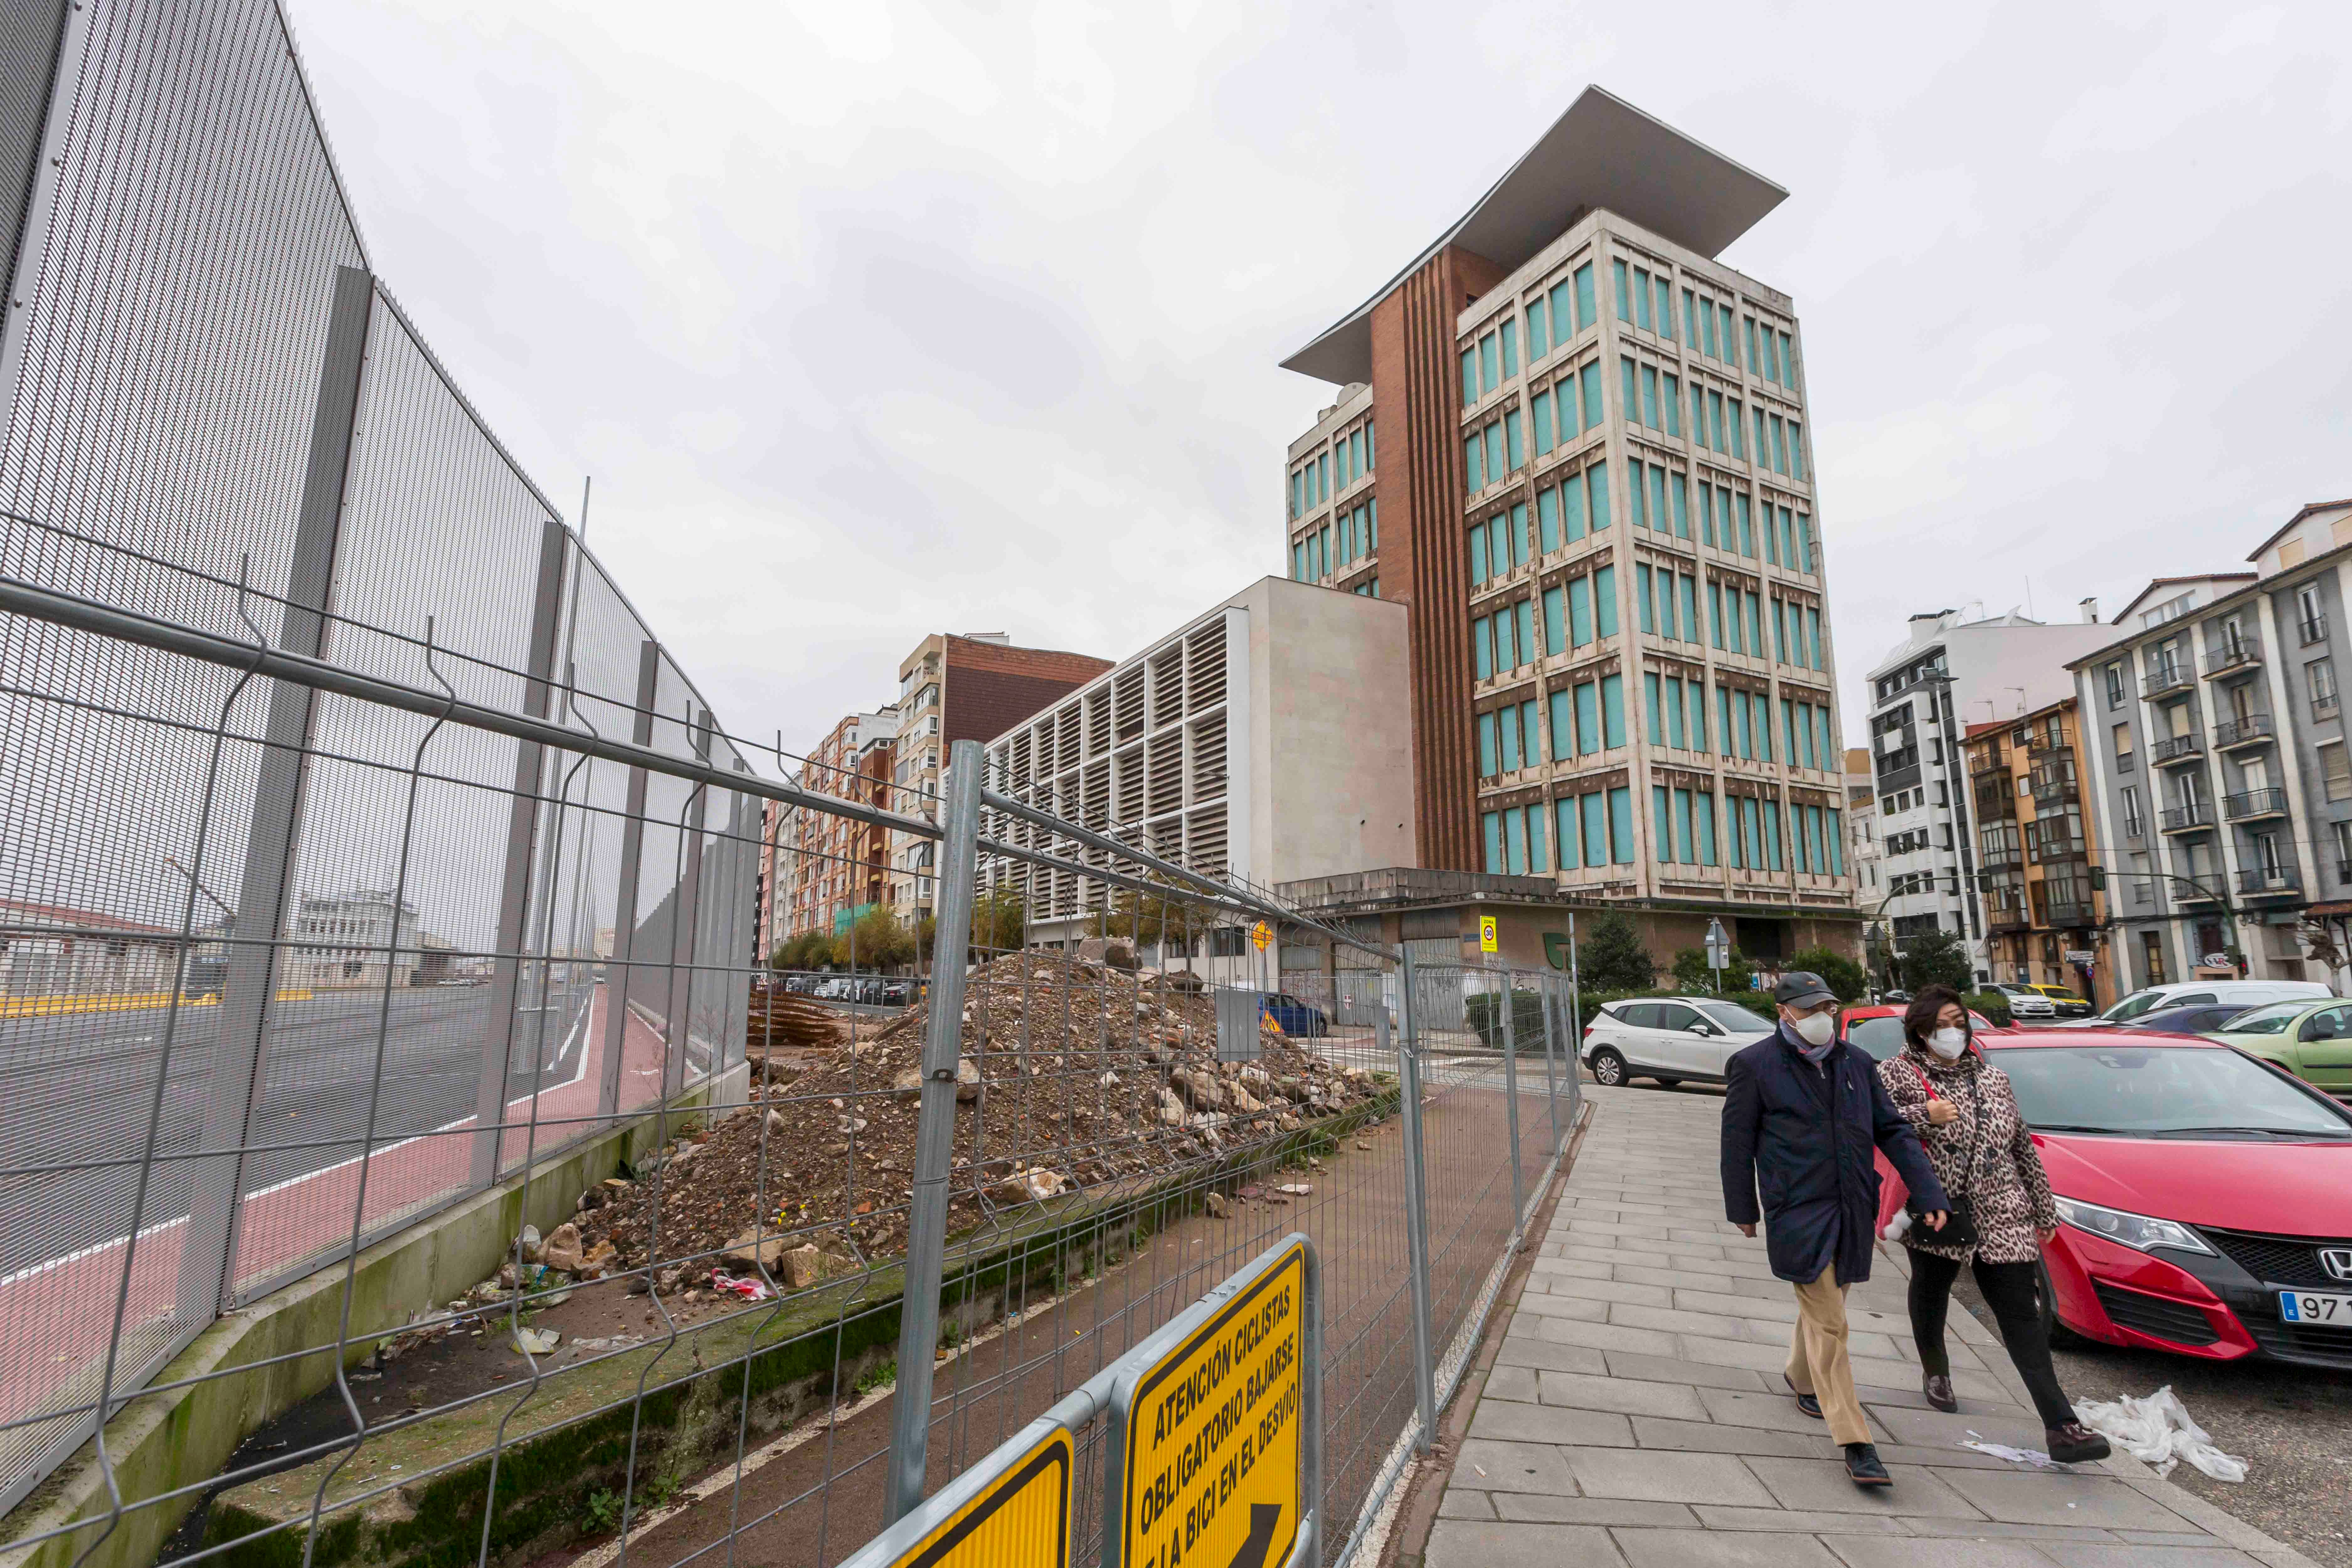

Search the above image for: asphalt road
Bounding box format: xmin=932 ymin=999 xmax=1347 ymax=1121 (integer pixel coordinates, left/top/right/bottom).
xmin=0 ymin=983 xmax=589 ymax=1278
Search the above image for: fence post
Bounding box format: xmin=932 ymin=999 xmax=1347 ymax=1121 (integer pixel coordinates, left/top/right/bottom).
xmin=1394 ymin=948 xmax=1439 ymax=1453
xmin=886 ymin=738 xmax=984 ymax=1522
xmin=1540 ymin=972 xmax=1561 ymax=1158
xmin=598 ymin=641 xmax=662 ymax=1120
xmin=1501 ymin=969 xmax=1523 ymax=1242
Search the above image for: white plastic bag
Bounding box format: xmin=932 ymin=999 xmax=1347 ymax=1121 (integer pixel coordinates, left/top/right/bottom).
xmin=2072 ymin=1386 xmax=2247 ymax=1482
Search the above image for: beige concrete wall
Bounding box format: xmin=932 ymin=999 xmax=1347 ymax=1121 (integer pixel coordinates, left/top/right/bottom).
xmin=1238 ymin=577 xmax=1417 ymax=886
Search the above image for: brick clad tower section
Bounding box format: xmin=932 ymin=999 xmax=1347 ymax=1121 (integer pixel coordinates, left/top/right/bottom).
xmin=1371 ymin=245 xmax=1505 ymax=871
xmin=942 ymin=637 xmax=1114 ymax=748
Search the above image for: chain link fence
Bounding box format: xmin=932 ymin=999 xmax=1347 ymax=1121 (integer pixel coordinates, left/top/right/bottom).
xmin=0 ymin=4 xmax=1590 ymax=1565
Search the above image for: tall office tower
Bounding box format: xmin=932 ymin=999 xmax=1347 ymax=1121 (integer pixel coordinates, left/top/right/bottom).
xmin=1278 ymin=87 xmax=1855 ymax=961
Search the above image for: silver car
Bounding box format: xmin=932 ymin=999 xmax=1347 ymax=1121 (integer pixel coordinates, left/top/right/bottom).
xmin=1580 ymin=997 xmax=1777 ymax=1088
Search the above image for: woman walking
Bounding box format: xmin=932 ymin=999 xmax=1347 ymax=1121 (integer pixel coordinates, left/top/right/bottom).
xmin=1877 ymin=985 xmax=2111 ymax=1464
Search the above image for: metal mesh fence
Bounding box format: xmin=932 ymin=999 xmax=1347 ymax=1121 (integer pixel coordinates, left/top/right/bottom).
xmin=0 ymin=3 xmax=1588 ymax=1562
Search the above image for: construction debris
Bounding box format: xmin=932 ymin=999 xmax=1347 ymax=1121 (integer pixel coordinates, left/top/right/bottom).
xmin=574 ymin=950 xmax=1384 ymax=1278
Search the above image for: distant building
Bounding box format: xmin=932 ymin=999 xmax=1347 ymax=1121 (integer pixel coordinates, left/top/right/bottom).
xmin=2070 ymin=499 xmax=2352 ymax=993
xmin=770 ymin=707 xmax=900 ymax=948
xmin=1864 ymin=607 xmax=2119 ymax=983
xmin=0 ymin=896 xmax=184 ymax=998
xmin=980 ymin=577 xmax=1415 ymax=983
xmin=286 ymin=889 xmax=449 ymax=988
xmin=1963 ymin=701 xmax=2116 ymax=1007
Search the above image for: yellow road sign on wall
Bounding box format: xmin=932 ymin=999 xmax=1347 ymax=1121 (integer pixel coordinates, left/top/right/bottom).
xmin=1478 ymin=915 xmax=1499 ymax=954
xmin=845 ymin=1422 xmax=1072 ymax=1568
xmin=1115 ymin=1238 xmax=1306 ymax=1568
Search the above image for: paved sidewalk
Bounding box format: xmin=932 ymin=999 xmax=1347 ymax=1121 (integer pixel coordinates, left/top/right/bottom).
xmin=1422 ymin=1082 xmax=2318 ymax=1568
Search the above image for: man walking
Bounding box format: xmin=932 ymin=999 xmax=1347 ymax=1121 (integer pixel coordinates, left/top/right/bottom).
xmin=1722 ymin=972 xmax=1949 ymax=1487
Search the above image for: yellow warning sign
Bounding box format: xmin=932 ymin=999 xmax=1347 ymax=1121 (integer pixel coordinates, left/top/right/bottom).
xmin=1250 ymin=920 xmax=1272 ymax=953
xmin=1118 ymin=1240 xmax=1306 ymax=1568
xmin=855 ymin=1422 xmax=1071 ymax=1568
xmin=1478 ymin=915 xmax=1499 ymax=954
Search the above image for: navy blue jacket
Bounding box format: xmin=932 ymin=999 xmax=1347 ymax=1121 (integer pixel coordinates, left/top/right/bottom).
xmin=1721 ymin=1024 xmax=1950 ymax=1285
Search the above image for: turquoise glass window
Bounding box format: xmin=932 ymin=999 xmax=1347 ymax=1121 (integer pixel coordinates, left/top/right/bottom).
xmin=1594 ymin=564 xmax=1618 ymax=635
xmin=1575 ymin=263 xmax=1596 ymax=328
xmin=1588 ymin=461 xmax=1611 ymax=531
xmin=1601 ymin=673 xmax=1626 ymax=748
xmin=1531 ymin=390 xmax=1554 ymax=455
xmin=1575 ymin=681 xmax=1599 ymax=756
xmin=1538 ymin=487 xmax=1560 ymax=552
xmin=1582 ymin=792 xmax=1607 ymax=867
xmin=1526 ymin=296 xmax=1549 ymax=359
xmin=1569 ymin=576 xmax=1592 ymax=645
xmin=1608 ymin=787 xmax=1634 ymax=863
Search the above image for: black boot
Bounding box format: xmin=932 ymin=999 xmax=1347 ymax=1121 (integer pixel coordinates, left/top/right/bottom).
xmin=1922 ymin=1372 xmax=1957 ymax=1413
xmin=1843 ymin=1443 xmax=1892 ymax=1486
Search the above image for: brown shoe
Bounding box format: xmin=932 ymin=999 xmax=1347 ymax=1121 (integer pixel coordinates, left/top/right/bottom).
xmin=1923 ymin=1373 xmax=1957 ymax=1413
xmin=2046 ymin=1422 xmax=2112 ymax=1464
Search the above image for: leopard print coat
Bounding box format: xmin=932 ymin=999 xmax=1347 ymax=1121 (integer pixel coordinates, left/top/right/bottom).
xmin=1876 ymin=1044 xmax=2060 ymax=1264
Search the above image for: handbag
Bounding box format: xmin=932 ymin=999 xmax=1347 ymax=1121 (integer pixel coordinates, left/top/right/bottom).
xmin=1906 ymin=1062 xmax=1982 ymax=1252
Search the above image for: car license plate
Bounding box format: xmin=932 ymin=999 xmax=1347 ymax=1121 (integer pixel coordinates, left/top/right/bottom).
xmin=2278 ymin=1290 xmax=2352 ymax=1323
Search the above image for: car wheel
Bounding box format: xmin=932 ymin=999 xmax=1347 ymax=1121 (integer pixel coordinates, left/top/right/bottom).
xmin=1588 ymin=1047 xmax=1626 ymax=1087
xmin=2036 ymin=1257 xmax=2085 ymax=1348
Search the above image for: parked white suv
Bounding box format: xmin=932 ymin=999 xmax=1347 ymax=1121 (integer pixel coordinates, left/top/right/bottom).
xmin=2060 ymin=978 xmax=2335 ymax=1028
xmin=1581 ymin=997 xmax=1777 ymax=1088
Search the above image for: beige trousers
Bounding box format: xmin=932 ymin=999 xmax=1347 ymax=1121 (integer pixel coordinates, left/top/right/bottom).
xmin=1786 ymin=1262 xmax=1870 ymax=1446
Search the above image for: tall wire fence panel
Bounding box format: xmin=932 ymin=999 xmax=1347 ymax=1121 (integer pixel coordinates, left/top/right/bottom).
xmin=0 ymin=0 xmax=1591 ymax=1561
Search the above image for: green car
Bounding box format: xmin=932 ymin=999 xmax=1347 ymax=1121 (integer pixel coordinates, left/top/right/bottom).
xmin=2205 ymin=998 xmax=2352 ymax=1097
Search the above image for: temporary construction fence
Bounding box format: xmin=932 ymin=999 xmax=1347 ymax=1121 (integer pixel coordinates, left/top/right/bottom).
xmin=0 ymin=0 xmax=1589 ymax=1560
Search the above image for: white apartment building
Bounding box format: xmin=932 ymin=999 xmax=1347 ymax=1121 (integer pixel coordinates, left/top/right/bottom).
xmin=2072 ymin=500 xmax=2352 ymax=992
xmin=1863 ymin=609 xmax=2119 ymax=981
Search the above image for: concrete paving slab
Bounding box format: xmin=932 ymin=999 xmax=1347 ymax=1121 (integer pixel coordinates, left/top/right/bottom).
xmin=1537 ymin=1369 xmax=1712 ymax=1420
xmin=1455 ymin=1437 xmax=1583 ymax=1495
xmin=1673 ymin=1333 xmax=1793 ymax=1373
xmin=1610 ymin=1301 xmax=1764 ymax=1339
xmin=1491 ymin=1496 xmax=1700 ymax=1527
xmin=1537 ymin=1275 xmax=1678 ymax=1307
xmin=1512 ymin=1290 xmax=1612 ymax=1321
xmin=2038 ymin=1549 xmax=2262 ymax=1568
xmin=1562 ymin=1447 xmax=1777 ymax=1506
xmin=1696 ymin=1386 xmax=1881 ymax=1436
xmin=1610 ymin=1526 xmax=1843 ymax=1567
xmin=1524 ymin=1315 xmax=1681 ymax=1355
xmin=1625 ymin=1416 xmax=1838 ymax=1459
xmin=1932 ymin=1466 xmax=2195 ymax=1529
xmin=1742 ymin=1457 xmax=1988 ymax=1519
xmin=1470 ymin=1401 xmax=1638 ymax=1448
xmin=1494 ymin=1334 xmax=1609 ymax=1375
xmin=1819 ymin=1535 xmax=2060 ymax=1568
xmin=1482 ymin=1363 xmax=1540 ymax=1402
xmin=1424 ymin=1519 xmax=1628 ymax=1568
xmin=1437 ymin=1489 xmax=1496 ymax=1518
xmin=1689 ymin=1506 xmax=1910 ymax=1534
xmin=1672 ymin=1285 xmax=1804 ymax=1320
xmin=1599 ymin=1349 xmax=1767 ymax=1391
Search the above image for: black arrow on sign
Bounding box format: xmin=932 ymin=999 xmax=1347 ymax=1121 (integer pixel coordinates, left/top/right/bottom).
xmin=1227 ymin=1503 xmax=1281 ymax=1568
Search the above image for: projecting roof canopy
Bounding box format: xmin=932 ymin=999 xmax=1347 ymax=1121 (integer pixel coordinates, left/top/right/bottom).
xmin=1279 ymin=86 xmax=1787 ymax=386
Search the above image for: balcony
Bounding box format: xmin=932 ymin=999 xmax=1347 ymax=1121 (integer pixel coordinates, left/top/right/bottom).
xmin=1987 ymin=911 xmax=2031 ymax=936
xmin=1979 ymin=845 xmax=2025 ymax=873
xmin=2213 ymin=713 xmax=2275 ymax=751
xmin=2142 ymin=664 xmax=2194 ymax=700
xmin=2120 ymin=815 xmax=2146 ymax=840
xmin=2031 ymin=777 xmax=2079 ymax=806
xmin=2174 ymin=879 xmax=2222 ymax=905
xmin=2301 ymin=613 xmax=2329 ymax=647
xmin=2045 ymin=901 xmax=2093 ymax=928
xmin=2159 ymin=801 xmax=2214 ymax=834
xmin=2026 ymin=732 xmax=2065 ymax=757
xmin=2222 ymin=787 xmax=2289 ymax=822
xmin=2318 ymin=693 xmax=2341 ymax=721
xmin=2202 ymin=639 xmax=2262 ymax=679
xmin=2151 ymin=733 xmax=2203 ymax=766
xmin=2237 ymin=866 xmax=2302 ymax=898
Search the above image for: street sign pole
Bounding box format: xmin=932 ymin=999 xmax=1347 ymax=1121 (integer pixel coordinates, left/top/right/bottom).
xmin=1704 ymin=917 xmax=1728 ymax=993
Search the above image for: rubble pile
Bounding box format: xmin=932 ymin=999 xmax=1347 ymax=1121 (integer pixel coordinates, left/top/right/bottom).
xmin=576 ymin=949 xmax=1383 ymax=1284
xmin=744 ymin=987 xmax=848 ymax=1053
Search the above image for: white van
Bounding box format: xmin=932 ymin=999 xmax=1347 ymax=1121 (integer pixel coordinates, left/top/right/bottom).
xmin=2067 ymin=978 xmax=2335 ymax=1028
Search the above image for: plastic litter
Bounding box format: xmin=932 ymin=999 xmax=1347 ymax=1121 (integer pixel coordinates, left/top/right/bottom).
xmin=1881 ymin=1209 xmax=1913 ymax=1243
xmin=511 ymin=1327 xmax=561 ymax=1355
xmin=2072 ymin=1386 xmax=2247 ymax=1483
xmin=710 ymin=1271 xmax=774 ymax=1301
xmin=1962 ymin=1433 xmax=2054 ymax=1468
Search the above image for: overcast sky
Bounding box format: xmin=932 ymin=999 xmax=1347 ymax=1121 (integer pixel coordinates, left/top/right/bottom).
xmin=290 ymin=0 xmax=2352 ymax=765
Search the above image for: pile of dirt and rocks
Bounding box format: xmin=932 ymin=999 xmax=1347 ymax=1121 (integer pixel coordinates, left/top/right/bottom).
xmin=569 ymin=949 xmax=1383 ymax=1290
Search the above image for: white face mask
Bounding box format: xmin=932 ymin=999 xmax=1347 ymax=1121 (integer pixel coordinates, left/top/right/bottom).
xmin=1927 ymin=1027 xmax=1968 ymax=1060
xmin=1790 ymin=1012 xmax=1836 ymax=1047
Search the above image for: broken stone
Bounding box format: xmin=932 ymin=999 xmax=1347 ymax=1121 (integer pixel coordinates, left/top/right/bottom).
xmin=1099 ymin=1070 xmax=1120 ymax=1087
xmin=893 ymin=1068 xmax=924 ymax=1098
xmin=998 ymin=1168 xmax=1069 ymax=1203
xmin=782 ymin=1243 xmax=828 ymax=1290
xmin=512 ymin=1327 xmax=560 ymax=1356
xmin=767 ymin=1108 xmax=788 ymax=1135
xmin=579 ymin=1239 xmax=617 ymax=1279
xmin=725 ymin=1228 xmax=793 ymax=1270
xmin=1276 ymin=1182 xmax=1312 ymax=1196
xmin=539 ymin=1221 xmax=585 ymax=1274
xmin=956 ymin=1057 xmax=983 ymax=1102
xmin=1230 ymin=1087 xmax=1264 ymax=1115
xmin=516 ymin=1224 xmax=543 ymax=1263
xmin=1204 ymin=1191 xmax=1228 ymax=1218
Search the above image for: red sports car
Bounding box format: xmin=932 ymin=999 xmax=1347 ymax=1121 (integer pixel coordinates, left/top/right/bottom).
xmin=1872 ymin=1028 xmax=2352 ymax=1368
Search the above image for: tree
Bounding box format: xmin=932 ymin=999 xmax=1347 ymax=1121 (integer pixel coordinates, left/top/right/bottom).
xmin=1671 ymin=945 xmax=1754 ymax=994
xmin=842 ymin=908 xmax=914 ymax=971
xmin=971 ymin=884 xmax=1027 ymax=960
xmin=772 ymin=929 xmax=833 ymax=971
xmin=1090 ymin=877 xmax=1212 ymax=955
xmin=1577 ymin=911 xmax=1656 ymax=991
xmin=1898 ymin=924 xmax=1974 ymax=994
xmin=1788 ymin=945 xmax=1866 ymax=1004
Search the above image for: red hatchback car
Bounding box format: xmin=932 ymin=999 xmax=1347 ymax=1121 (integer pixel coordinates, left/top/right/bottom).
xmin=1871 ymin=1027 xmax=2352 ymax=1369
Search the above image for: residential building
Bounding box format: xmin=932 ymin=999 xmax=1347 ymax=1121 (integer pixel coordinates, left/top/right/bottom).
xmin=889 ymin=633 xmax=1112 ymax=917
xmin=981 ymin=577 xmax=1415 ymax=982
xmin=772 ymin=707 xmax=900 ymax=945
xmin=2070 ymin=499 xmax=2352 ymax=993
xmin=1277 ymin=86 xmax=1857 ymax=966
xmin=1844 ymin=746 xmax=1881 ymax=902
xmin=1864 ymin=609 xmax=2119 ymax=983
xmin=1963 ymin=702 xmax=2116 ymax=1007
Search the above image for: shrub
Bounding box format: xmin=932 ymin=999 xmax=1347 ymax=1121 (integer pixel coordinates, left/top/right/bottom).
xmin=1788 ymin=946 xmax=1867 ymax=1004
xmin=1898 ymin=924 xmax=1975 ymax=994
xmin=1576 ymin=911 xmax=1656 ymax=991
xmin=1964 ymin=990 xmax=2014 ymax=1028
xmin=772 ymin=929 xmax=833 ymax=971
xmin=1671 ymin=946 xmax=1755 ymax=995
xmin=1466 ymin=987 xmax=1550 ymax=1047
